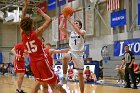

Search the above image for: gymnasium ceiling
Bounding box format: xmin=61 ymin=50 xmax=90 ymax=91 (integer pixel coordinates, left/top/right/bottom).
xmin=0 ymin=0 xmax=44 ymax=13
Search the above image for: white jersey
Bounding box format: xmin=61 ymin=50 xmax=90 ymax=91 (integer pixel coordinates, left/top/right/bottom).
xmin=69 ymin=30 xmax=85 ymax=52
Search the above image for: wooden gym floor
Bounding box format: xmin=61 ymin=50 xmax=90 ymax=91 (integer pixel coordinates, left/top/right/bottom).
xmin=0 ymin=76 xmax=139 ymax=93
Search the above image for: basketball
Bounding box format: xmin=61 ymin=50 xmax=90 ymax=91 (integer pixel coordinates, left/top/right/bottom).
xmin=62 ymin=6 xmax=74 ymax=17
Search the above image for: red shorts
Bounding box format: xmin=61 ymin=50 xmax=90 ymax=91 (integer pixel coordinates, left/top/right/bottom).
xmin=14 ymin=61 xmax=25 ymax=73
xmin=30 ymin=59 xmax=58 ymax=84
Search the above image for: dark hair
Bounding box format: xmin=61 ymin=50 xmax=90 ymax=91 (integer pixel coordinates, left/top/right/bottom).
xmin=124 ymin=45 xmax=129 ymax=47
xmin=86 ymin=66 xmax=89 ymax=68
xmin=20 ymin=17 xmax=33 ymax=33
xmin=57 ymin=66 xmax=61 ymax=69
xmin=75 ymin=20 xmax=82 ymax=29
xmin=46 ymin=43 xmax=51 ymax=47
xmin=69 ymin=65 xmax=72 ymax=67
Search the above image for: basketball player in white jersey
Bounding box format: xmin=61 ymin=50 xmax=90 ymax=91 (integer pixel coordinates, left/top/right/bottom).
xmin=59 ymin=15 xmax=86 ymax=93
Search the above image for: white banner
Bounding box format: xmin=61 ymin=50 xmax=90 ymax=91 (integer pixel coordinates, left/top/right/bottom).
xmin=52 ymin=17 xmax=59 ymax=41
xmin=85 ymin=6 xmax=94 ymax=35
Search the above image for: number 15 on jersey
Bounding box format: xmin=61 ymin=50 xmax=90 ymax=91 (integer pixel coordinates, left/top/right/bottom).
xmin=26 ymin=40 xmax=37 ymax=53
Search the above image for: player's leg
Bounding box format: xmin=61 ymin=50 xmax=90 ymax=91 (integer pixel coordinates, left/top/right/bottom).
xmin=32 ymin=81 xmax=49 ymax=93
xmin=41 ymin=82 xmax=49 ymax=93
xmin=49 ymin=83 xmax=66 ymax=93
xmin=72 ymin=52 xmax=85 ymax=93
xmin=16 ymin=73 xmax=25 ymax=93
xmin=15 ymin=62 xmax=26 ymax=93
xmin=124 ymin=65 xmax=131 ymax=88
xmin=128 ymin=67 xmax=137 ymax=89
xmin=31 ymin=81 xmax=41 ymax=93
xmin=44 ymin=72 xmax=66 ymax=93
xmin=34 ymin=59 xmax=66 ymax=93
xmin=78 ymin=70 xmax=84 ymax=93
xmin=62 ymin=53 xmax=71 ymax=84
xmin=30 ymin=62 xmax=45 ymax=93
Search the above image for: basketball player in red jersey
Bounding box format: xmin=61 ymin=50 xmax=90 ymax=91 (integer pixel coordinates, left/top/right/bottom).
xmin=84 ymin=66 xmax=92 ymax=82
xmin=20 ymin=0 xmax=66 ymax=93
xmin=11 ymin=43 xmax=27 ymax=93
xmin=68 ymin=65 xmax=74 ymax=80
xmin=32 ymin=43 xmax=69 ymax=93
xmin=84 ymin=66 xmax=97 ymax=82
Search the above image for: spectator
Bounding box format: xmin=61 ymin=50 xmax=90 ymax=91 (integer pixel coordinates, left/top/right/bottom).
xmin=55 ymin=66 xmax=63 ymax=80
xmin=0 ymin=64 xmax=4 ymax=75
xmin=3 ymin=63 xmax=8 ymax=75
xmin=134 ymin=63 xmax=140 ymax=74
xmin=91 ymin=73 xmax=97 ymax=83
xmin=84 ymin=66 xmax=92 ymax=82
xmin=99 ymin=60 xmax=103 ymax=80
xmin=25 ymin=64 xmax=33 ymax=78
xmin=9 ymin=63 xmax=15 ymax=76
xmin=67 ymin=65 xmax=74 ymax=80
xmin=115 ymin=64 xmax=125 ymax=84
xmin=134 ymin=63 xmax=140 ymax=85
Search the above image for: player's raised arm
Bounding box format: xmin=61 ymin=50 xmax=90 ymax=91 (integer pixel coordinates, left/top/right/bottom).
xmin=66 ymin=16 xmax=85 ymax=36
xmin=20 ymin=0 xmax=29 ymax=34
xmin=21 ymin=0 xmax=29 ymax=19
xmin=59 ymin=15 xmax=69 ymax=35
xmin=33 ymin=8 xmax=52 ymax=37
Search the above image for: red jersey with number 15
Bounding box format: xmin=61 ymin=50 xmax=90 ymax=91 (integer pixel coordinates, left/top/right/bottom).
xmin=22 ymin=31 xmax=45 ymax=62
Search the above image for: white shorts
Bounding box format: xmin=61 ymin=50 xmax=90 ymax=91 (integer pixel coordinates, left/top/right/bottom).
xmin=68 ymin=51 xmax=84 ymax=70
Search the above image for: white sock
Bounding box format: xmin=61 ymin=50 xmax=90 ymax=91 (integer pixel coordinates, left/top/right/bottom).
xmin=18 ymin=89 xmax=21 ymax=92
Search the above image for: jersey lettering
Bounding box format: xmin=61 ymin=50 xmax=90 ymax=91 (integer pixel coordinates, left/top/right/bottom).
xmin=26 ymin=40 xmax=37 ymax=53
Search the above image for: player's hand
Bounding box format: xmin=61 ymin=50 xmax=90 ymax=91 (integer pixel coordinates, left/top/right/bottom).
xmin=32 ymin=8 xmax=40 ymax=15
xmin=66 ymin=15 xmax=71 ymax=21
xmin=32 ymin=8 xmax=37 ymax=14
xmin=32 ymin=8 xmax=44 ymax=15
xmin=37 ymin=8 xmax=44 ymax=14
xmin=16 ymin=54 xmax=21 ymax=58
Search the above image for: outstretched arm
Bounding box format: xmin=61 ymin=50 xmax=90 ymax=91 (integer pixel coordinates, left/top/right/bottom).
xmin=50 ymin=48 xmax=69 ymax=55
xmin=21 ymin=0 xmax=29 ymax=19
xmin=34 ymin=8 xmax=52 ymax=37
xmin=20 ymin=0 xmax=29 ymax=33
xmin=59 ymin=15 xmax=68 ymax=35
